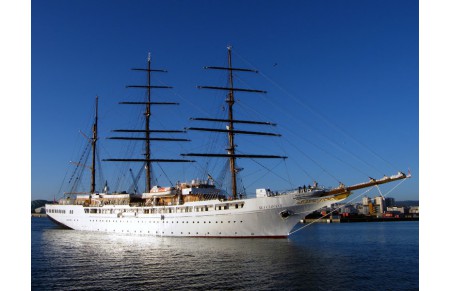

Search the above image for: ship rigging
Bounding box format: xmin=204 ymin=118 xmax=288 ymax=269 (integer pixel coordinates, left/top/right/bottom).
xmin=46 ymin=47 xmax=411 ymax=238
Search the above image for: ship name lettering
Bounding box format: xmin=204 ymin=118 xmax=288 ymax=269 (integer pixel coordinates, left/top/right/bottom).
xmin=259 ymin=204 xmax=282 ymax=210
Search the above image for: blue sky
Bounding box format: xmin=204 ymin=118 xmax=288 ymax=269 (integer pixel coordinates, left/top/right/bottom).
xmin=31 ymin=0 xmax=419 ymax=201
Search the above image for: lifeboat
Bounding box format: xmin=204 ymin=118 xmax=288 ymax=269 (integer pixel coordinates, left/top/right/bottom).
xmin=141 ymin=186 xmax=177 ymax=198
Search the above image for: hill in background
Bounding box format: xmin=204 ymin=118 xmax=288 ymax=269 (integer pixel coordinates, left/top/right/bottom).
xmin=31 ymin=200 xmax=52 ymax=213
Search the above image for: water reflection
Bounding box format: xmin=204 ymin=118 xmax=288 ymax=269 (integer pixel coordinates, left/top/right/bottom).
xmin=32 ymin=218 xmax=418 ymax=290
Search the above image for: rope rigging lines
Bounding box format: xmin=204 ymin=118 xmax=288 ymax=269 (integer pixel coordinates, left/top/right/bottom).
xmin=232 ymin=49 xmax=402 ymax=185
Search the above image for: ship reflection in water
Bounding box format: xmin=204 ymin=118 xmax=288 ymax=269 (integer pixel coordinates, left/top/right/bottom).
xmin=32 ymin=218 xmax=418 ymax=290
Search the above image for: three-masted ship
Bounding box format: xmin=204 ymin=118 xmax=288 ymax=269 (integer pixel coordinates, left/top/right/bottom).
xmin=46 ymin=47 xmax=410 ymax=237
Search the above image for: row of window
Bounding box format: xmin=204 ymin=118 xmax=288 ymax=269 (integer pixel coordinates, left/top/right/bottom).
xmin=95 ymin=229 xmax=247 ymax=236
xmin=89 ymin=219 xmax=244 ymax=224
xmin=84 ymin=203 xmax=244 ymax=214
xmin=48 ymin=209 xmax=65 ymax=214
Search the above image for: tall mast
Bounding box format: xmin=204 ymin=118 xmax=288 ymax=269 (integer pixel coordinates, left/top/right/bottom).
xmin=104 ymin=53 xmax=193 ymax=192
xmin=90 ymin=96 xmax=98 ymax=194
xmin=226 ymin=46 xmax=238 ymax=199
xmin=145 ymin=53 xmax=151 ymax=192
xmin=183 ymin=46 xmax=286 ymax=200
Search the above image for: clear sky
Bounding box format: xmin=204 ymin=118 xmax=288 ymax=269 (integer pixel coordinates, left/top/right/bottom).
xmin=31 ymin=0 xmax=419 ymax=201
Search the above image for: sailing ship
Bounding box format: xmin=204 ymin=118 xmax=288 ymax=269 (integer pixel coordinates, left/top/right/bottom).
xmin=46 ymin=47 xmax=410 ymax=237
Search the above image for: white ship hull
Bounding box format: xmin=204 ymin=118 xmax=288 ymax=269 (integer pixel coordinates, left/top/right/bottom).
xmin=46 ymin=191 xmax=348 ymax=238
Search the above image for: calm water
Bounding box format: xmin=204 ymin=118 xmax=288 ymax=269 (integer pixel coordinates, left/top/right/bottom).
xmin=31 ymin=217 xmax=418 ymax=290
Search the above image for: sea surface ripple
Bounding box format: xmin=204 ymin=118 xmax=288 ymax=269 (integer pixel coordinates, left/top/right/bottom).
xmin=32 ymin=218 xmax=418 ymax=290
